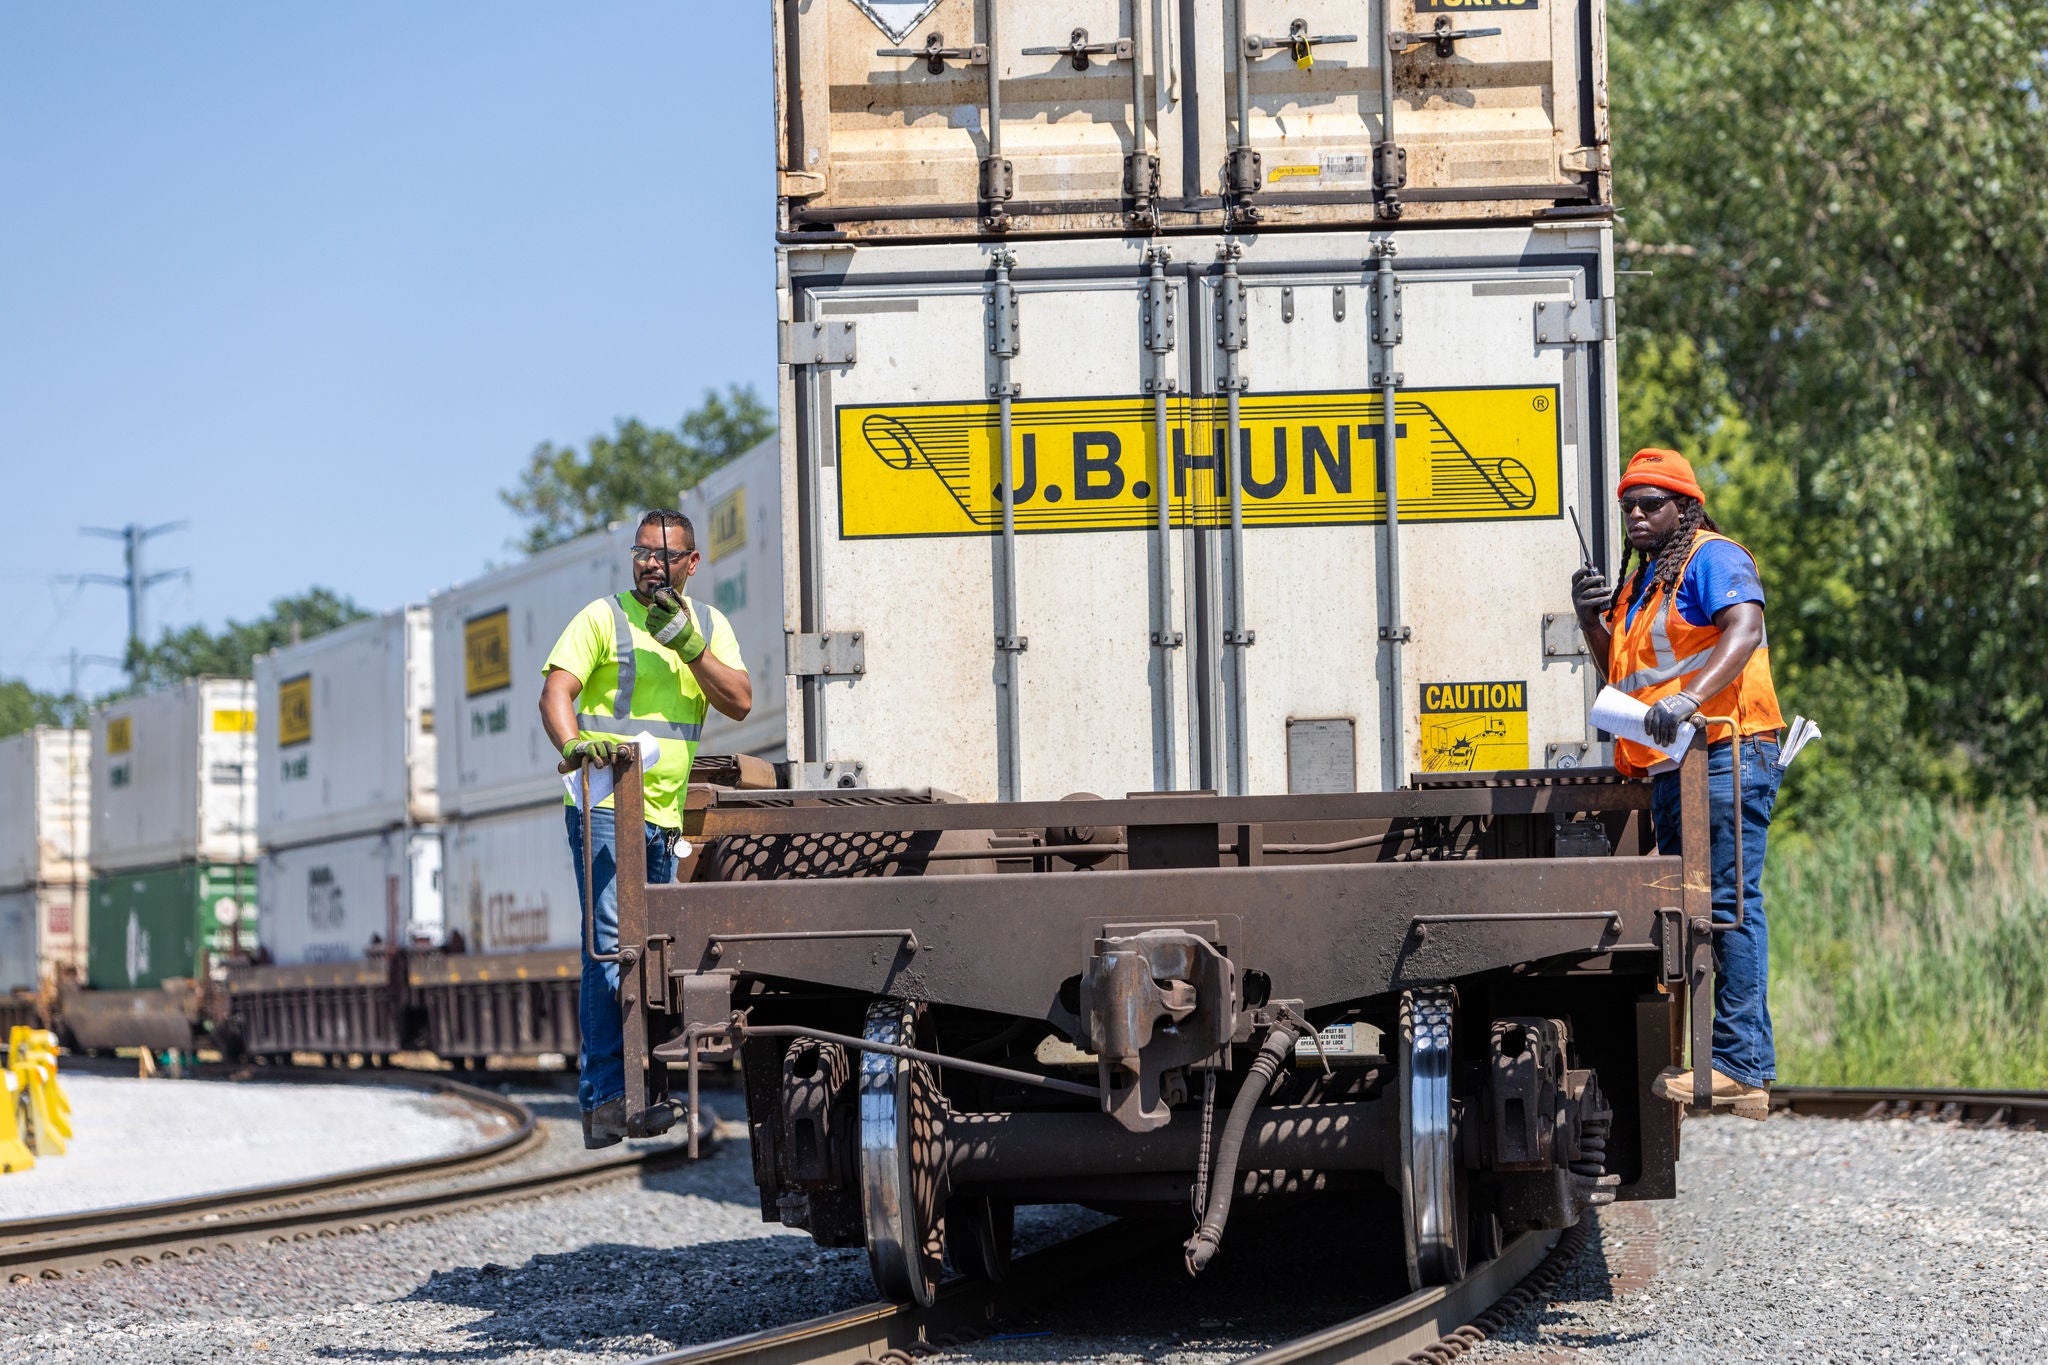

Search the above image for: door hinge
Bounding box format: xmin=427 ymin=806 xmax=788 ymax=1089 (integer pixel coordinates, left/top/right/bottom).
xmin=780 ymin=319 xmax=858 ymax=366
xmin=1542 ymin=612 xmax=1589 ymax=660
xmin=793 ymin=760 xmax=868 ymax=790
xmin=787 ymin=630 xmax=867 ymax=678
xmin=1561 ymin=144 xmax=1611 ymax=175
xmin=1370 ymin=273 xmax=1403 ymax=347
xmin=1533 ymin=298 xmax=1614 ymax=345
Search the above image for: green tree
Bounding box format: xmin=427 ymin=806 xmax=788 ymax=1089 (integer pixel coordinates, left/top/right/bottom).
xmin=500 ymin=384 xmax=774 ymax=554
xmin=0 ymin=678 xmax=77 ymax=739
xmin=1612 ymin=0 xmax=2048 ymax=796
xmin=127 ymin=587 xmax=371 ymax=692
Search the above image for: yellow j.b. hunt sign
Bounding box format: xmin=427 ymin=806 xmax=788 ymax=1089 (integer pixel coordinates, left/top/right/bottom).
xmin=836 ymin=385 xmax=1561 ymax=539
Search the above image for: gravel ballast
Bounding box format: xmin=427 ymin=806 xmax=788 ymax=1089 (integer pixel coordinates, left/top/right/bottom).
xmin=2 ymin=1075 xmax=505 ymax=1218
xmin=1474 ymin=1111 xmax=2048 ymax=1364
xmin=5 ymin=1097 xmax=2044 ymax=1364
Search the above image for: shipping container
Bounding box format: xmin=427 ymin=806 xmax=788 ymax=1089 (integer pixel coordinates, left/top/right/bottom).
xmin=0 ymin=728 xmax=90 ymax=891
xmin=255 ymin=828 xmax=443 ymax=967
xmin=440 ymin=807 xmax=582 ymax=955
xmin=0 ymin=886 xmax=38 ymax=994
xmin=778 ymin=221 xmax=1616 ymax=800
xmin=86 ymin=862 xmax=257 ymax=991
xmin=431 ymin=524 xmax=637 ymax=818
xmin=90 ymin=679 xmax=258 ymax=874
xmin=254 ymin=606 xmax=438 ymax=849
xmin=0 ymin=886 xmax=85 ymax=993
xmin=680 ymin=435 xmax=790 ymax=760
xmin=774 ymin=0 xmax=1608 ymax=238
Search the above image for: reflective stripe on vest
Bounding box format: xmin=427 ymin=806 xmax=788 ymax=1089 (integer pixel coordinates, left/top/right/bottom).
xmin=1606 ymin=530 xmax=1783 ymax=778
xmin=574 ymin=713 xmax=704 ymax=744
xmin=574 ymin=593 xmax=710 ymax=746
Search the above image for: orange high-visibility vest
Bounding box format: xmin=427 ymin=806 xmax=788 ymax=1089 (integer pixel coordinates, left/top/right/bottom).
xmin=1605 ymin=531 xmax=1784 ymax=777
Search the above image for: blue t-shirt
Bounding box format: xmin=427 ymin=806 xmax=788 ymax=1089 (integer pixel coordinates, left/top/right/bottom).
xmin=1624 ymin=539 xmax=1766 ymax=630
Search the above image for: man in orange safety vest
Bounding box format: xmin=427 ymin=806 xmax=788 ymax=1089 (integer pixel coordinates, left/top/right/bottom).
xmin=1571 ymin=448 xmax=1785 ymax=1120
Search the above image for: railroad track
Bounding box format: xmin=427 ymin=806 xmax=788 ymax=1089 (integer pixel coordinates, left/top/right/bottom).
xmin=630 ymin=1084 xmax=2047 ymax=1365
xmin=3 ymin=1071 xmax=714 ymax=1283
xmin=628 ymin=1218 xmax=1585 ymax=1365
xmin=1772 ymin=1084 xmax=2048 ymax=1127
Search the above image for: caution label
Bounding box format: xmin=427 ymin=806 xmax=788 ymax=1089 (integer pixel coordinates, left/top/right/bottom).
xmin=1416 ymin=0 xmax=1537 ymax=11
xmin=1419 ymin=680 xmax=1529 ymax=772
xmin=465 ymin=608 xmax=512 ymax=697
xmin=106 ymin=715 xmax=133 ymax=756
xmin=835 ymin=386 xmax=1560 ymax=540
xmin=277 ymin=674 xmax=313 ymax=748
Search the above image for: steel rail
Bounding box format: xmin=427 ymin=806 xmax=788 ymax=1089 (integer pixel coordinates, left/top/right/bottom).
xmin=5 ymin=1135 xmax=707 ymax=1284
xmin=1771 ymin=1084 xmax=2048 ymax=1128
xmin=629 ymin=1218 xmax=1179 ymax=1365
xmin=3 ymin=1069 xmax=717 ymax=1282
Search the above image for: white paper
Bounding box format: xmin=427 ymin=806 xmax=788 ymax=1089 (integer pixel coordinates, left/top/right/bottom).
xmin=1780 ymin=715 xmax=1822 ymax=768
xmin=562 ymin=733 xmax=662 ymax=808
xmin=1590 ymin=686 xmax=1699 ymax=762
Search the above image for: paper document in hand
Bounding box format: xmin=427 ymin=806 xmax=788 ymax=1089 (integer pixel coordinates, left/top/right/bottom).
xmin=1589 ymin=686 xmax=1699 ymax=763
xmin=563 ymin=733 xmax=662 ymax=808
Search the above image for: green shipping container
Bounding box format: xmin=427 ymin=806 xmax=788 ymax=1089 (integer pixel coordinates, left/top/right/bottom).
xmin=87 ymin=862 xmax=257 ymax=990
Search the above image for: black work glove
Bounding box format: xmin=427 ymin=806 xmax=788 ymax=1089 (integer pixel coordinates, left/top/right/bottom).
xmin=1644 ymin=693 xmax=1700 ymax=748
xmin=558 ymin=737 xmax=619 ymax=774
xmin=1571 ymin=566 xmax=1612 ymax=622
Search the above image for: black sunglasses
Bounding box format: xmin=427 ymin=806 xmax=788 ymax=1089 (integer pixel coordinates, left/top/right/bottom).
xmin=1618 ymin=492 xmax=1677 ymax=515
xmin=630 ymin=545 xmax=695 ymax=564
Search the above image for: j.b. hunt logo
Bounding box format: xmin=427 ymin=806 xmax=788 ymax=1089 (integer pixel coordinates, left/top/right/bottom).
xmin=835 ymin=386 xmax=1561 ymax=540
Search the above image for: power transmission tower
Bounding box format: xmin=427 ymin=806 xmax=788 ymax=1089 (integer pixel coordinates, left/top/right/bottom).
xmin=62 ymin=521 xmax=191 ymax=679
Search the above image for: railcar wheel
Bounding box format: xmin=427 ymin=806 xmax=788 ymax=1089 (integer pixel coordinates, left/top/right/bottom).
xmin=945 ymin=1194 xmax=1014 ymax=1282
xmin=1398 ymin=987 xmax=1468 ymax=1290
xmin=859 ymin=998 xmax=948 ymax=1305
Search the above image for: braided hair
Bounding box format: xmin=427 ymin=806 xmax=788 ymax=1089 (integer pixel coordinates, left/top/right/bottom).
xmin=1609 ymin=495 xmax=1720 ymax=617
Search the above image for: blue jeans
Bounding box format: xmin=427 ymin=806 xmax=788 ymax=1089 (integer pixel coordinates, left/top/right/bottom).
xmin=565 ymin=805 xmax=678 ymax=1113
xmin=1650 ymin=737 xmax=1783 ymax=1088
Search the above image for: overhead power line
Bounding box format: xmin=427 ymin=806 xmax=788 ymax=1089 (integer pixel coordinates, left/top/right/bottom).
xmin=59 ymin=521 xmax=191 ymax=679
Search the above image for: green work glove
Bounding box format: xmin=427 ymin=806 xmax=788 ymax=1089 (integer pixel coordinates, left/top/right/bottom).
xmin=558 ymin=736 xmax=618 ymax=774
xmin=645 ymin=587 xmax=707 ymax=663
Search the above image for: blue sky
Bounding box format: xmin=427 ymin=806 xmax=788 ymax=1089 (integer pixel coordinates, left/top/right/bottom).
xmin=0 ymin=3 xmax=775 ymax=696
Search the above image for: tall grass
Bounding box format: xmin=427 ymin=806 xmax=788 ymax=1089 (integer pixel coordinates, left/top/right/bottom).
xmin=1768 ymin=798 xmax=2048 ymax=1088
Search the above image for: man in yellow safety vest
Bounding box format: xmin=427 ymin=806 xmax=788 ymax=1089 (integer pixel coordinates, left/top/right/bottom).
xmin=539 ymin=509 xmax=751 ymax=1147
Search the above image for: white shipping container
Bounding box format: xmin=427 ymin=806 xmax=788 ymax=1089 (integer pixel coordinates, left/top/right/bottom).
xmin=774 ymin=0 xmax=1608 ymax=238
xmin=681 ymin=435 xmax=789 ymax=760
xmin=90 ymin=679 xmax=258 ymax=873
xmin=779 ymin=223 xmax=1617 ymax=800
xmin=255 ymin=828 xmax=443 ymax=967
xmin=0 ymin=885 xmax=85 ymax=992
xmin=255 ymin=606 xmax=438 ymax=849
xmin=431 ymin=524 xmax=637 ymax=818
xmin=0 ymin=728 xmax=90 ymax=891
xmin=0 ymin=886 xmax=38 ymax=992
xmin=441 ymin=807 xmax=585 ymax=955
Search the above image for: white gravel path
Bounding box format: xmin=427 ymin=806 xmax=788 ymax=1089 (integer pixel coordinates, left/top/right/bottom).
xmin=1 ymin=1075 xmax=504 ymax=1218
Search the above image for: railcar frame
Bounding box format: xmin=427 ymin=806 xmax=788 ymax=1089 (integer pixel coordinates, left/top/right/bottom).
xmin=609 ymin=743 xmax=1717 ymax=1303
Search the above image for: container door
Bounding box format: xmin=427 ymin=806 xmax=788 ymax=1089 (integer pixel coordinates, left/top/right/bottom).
xmin=1220 ymin=0 xmax=1601 ymax=223
xmin=794 ymin=256 xmax=1194 ymax=801
xmin=779 ymin=0 xmax=1175 ymax=235
xmin=1202 ymin=250 xmax=1599 ymax=791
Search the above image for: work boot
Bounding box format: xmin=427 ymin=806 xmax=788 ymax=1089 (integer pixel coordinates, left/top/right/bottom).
xmin=582 ymin=1095 xmax=628 ymax=1149
xmin=1653 ymin=1066 xmax=1770 ymax=1120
